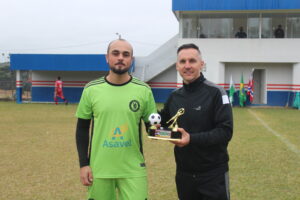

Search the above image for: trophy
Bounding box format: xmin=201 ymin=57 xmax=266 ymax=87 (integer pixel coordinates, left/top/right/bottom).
xmin=148 ymin=108 xmax=185 ymax=140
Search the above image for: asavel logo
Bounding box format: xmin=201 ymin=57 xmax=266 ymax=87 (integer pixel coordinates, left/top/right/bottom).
xmin=102 ymin=125 xmax=132 ymax=148
xmin=129 ymin=100 xmax=140 ymax=112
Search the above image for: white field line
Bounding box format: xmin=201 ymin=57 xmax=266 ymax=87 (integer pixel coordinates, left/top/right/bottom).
xmin=248 ymin=109 xmax=300 ymax=157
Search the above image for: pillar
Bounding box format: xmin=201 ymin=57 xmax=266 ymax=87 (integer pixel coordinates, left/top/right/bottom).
xmin=16 ymin=70 xmax=22 ymax=104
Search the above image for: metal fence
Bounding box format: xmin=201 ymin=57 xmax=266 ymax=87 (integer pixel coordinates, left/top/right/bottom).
xmin=0 ymin=80 xmax=31 ymax=101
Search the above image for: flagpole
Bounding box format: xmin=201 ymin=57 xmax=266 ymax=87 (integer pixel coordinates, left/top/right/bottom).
xmin=247 ymin=68 xmax=254 ymax=104
xmin=229 ymin=75 xmax=235 ymax=106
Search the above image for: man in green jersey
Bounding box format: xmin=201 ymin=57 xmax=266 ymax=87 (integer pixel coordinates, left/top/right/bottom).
xmin=75 ymin=39 xmax=157 ymax=200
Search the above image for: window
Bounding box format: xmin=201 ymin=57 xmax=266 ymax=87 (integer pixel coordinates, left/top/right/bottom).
xmin=247 ymin=14 xmax=260 ymax=38
xmin=180 ymin=12 xmax=300 ymax=39
xmin=199 ymin=14 xmax=233 ymax=38
xmin=261 ymin=17 xmax=272 ymax=38
xmin=182 ymin=14 xmax=198 ymax=38
xmin=287 ymin=13 xmax=300 ymax=38
xmin=262 ymin=13 xmax=286 ymax=38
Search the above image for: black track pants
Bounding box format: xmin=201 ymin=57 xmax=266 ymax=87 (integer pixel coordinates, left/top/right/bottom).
xmin=176 ymin=171 xmax=230 ymax=200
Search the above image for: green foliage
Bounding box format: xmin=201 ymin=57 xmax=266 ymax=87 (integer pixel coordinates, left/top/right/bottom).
xmin=0 ymin=63 xmax=14 ymax=81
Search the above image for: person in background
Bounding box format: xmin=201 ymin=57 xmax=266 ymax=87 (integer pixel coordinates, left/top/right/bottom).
xmin=235 ymin=26 xmax=247 ymax=38
xmin=274 ymin=24 xmax=285 ymax=38
xmin=75 ymin=39 xmax=157 ymax=200
xmin=54 ymin=76 xmax=68 ymax=105
xmin=160 ymin=43 xmax=233 ymax=200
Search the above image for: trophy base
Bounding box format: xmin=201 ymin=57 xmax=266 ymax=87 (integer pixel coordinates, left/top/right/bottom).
xmin=148 ymin=128 xmax=181 ymax=140
xmin=147 ymin=136 xmax=181 ymax=141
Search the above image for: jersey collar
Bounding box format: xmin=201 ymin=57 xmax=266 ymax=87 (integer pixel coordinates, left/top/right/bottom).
xmin=104 ymin=75 xmax=132 ymax=86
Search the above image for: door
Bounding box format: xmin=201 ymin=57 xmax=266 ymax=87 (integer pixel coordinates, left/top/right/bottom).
xmin=253 ymin=69 xmax=266 ymax=104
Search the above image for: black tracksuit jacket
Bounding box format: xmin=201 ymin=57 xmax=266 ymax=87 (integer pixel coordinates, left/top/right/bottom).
xmin=160 ymin=74 xmax=233 ymax=174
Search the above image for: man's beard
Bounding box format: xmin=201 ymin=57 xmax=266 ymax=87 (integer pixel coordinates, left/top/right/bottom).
xmin=110 ymin=66 xmax=129 ymax=75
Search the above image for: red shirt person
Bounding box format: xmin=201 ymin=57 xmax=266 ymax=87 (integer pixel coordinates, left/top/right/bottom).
xmin=54 ymin=76 xmax=68 ymax=105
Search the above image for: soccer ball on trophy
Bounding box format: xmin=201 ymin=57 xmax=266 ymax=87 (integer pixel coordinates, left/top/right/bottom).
xmin=148 ymin=113 xmax=161 ymax=125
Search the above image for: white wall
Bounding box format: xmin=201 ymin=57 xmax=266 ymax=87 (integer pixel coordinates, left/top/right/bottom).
xmin=225 ymin=63 xmax=293 ymax=86
xmin=178 ymin=38 xmax=300 ymax=84
xmin=32 ymin=71 xmax=106 ymax=82
xmin=148 ymin=64 xmax=177 ymax=83
xmin=32 ymin=71 xmax=107 ymax=88
xmin=293 ymin=63 xmax=300 ymax=86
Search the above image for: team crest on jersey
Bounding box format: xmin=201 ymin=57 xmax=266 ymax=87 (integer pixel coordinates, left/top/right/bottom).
xmin=129 ymin=100 xmax=140 ymax=112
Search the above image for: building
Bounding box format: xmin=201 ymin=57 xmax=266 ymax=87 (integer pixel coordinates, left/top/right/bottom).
xmin=11 ymin=0 xmax=300 ymax=106
xmin=136 ymin=0 xmax=300 ymax=106
xmin=10 ymin=54 xmax=110 ymax=103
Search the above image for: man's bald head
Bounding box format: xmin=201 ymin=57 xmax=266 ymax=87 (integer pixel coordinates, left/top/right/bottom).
xmin=107 ymin=39 xmax=133 ymax=55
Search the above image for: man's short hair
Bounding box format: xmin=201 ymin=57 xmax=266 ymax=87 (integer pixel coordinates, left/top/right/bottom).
xmin=177 ymin=43 xmax=201 ymax=54
xmin=107 ymin=39 xmax=133 ymax=55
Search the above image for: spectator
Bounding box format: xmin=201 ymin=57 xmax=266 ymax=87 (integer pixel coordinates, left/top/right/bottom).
xmin=235 ymin=26 xmax=247 ymax=38
xmin=274 ymin=24 xmax=285 ymax=38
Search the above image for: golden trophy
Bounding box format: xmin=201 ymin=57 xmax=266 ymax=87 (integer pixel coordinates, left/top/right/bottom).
xmin=148 ymin=108 xmax=185 ymax=140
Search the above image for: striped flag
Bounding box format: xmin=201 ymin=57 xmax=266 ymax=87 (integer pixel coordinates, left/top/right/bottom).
xmin=247 ymin=69 xmax=254 ymax=103
xmin=293 ymin=92 xmax=300 ymax=110
xmin=229 ymin=75 xmax=236 ymax=105
xmin=239 ymin=73 xmax=247 ymax=107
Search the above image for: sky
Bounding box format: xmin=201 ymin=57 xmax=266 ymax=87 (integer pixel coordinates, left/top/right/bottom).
xmin=0 ymin=0 xmax=178 ymax=63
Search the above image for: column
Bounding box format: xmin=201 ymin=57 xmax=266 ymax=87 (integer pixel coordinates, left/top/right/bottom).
xmin=16 ymin=70 xmax=22 ymax=104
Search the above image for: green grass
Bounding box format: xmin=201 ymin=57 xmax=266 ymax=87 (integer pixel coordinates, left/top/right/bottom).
xmin=0 ymin=102 xmax=300 ymax=200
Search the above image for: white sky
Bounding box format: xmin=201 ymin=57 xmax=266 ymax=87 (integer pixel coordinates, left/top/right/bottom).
xmin=0 ymin=0 xmax=178 ymax=62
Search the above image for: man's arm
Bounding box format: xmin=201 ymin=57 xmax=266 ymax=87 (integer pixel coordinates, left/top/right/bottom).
xmin=76 ymin=118 xmax=91 ymax=167
xmin=75 ymin=118 xmax=93 ymax=186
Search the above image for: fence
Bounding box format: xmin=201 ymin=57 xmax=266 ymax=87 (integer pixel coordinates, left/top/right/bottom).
xmin=0 ymin=80 xmax=31 ymax=101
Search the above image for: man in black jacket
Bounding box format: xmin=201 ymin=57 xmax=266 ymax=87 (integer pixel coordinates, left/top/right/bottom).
xmin=160 ymin=43 xmax=233 ymax=200
xmin=274 ymin=24 xmax=284 ymax=38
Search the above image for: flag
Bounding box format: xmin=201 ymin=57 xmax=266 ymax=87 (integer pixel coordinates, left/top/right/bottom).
xmin=239 ymin=73 xmax=247 ymax=107
xmin=229 ymin=75 xmax=236 ymax=105
xmin=247 ymin=69 xmax=254 ymax=103
xmin=293 ymin=92 xmax=300 ymax=110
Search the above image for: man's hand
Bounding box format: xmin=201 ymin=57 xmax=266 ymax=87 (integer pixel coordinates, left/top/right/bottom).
xmin=80 ymin=166 xmax=93 ymax=186
xmin=170 ymin=128 xmax=190 ymax=147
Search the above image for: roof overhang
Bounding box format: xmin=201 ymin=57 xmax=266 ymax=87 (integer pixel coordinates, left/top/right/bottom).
xmin=10 ymin=54 xmax=110 ymax=71
xmin=172 ymin=0 xmax=300 ymax=18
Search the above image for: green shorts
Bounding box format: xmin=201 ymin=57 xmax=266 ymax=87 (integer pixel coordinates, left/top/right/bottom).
xmin=87 ymin=176 xmax=148 ymax=200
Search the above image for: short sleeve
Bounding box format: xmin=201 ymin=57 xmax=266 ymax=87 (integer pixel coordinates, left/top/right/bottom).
xmin=75 ymin=88 xmax=93 ymax=119
xmin=142 ymin=88 xmax=157 ymax=122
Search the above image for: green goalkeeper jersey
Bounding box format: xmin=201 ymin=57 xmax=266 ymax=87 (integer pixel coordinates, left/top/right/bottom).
xmin=76 ymin=76 xmax=157 ymax=178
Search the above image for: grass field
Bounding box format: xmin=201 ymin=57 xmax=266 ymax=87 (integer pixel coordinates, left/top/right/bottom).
xmin=0 ymin=102 xmax=300 ymax=200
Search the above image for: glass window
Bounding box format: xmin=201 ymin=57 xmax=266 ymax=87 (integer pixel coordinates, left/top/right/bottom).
xmin=261 ymin=17 xmax=272 ymax=38
xmin=232 ymin=14 xmax=247 ymax=38
xmin=287 ymin=13 xmax=300 ymax=38
xmin=198 ymin=18 xmax=209 ymax=38
xmin=182 ymin=14 xmax=198 ymax=38
xmin=262 ymin=13 xmax=286 ymax=38
xmin=180 ymin=12 xmax=300 ymax=39
xmin=247 ymin=14 xmax=260 ymax=38
xmin=199 ymin=17 xmax=232 ymax=38
xmin=199 ymin=13 xmax=234 ymax=38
